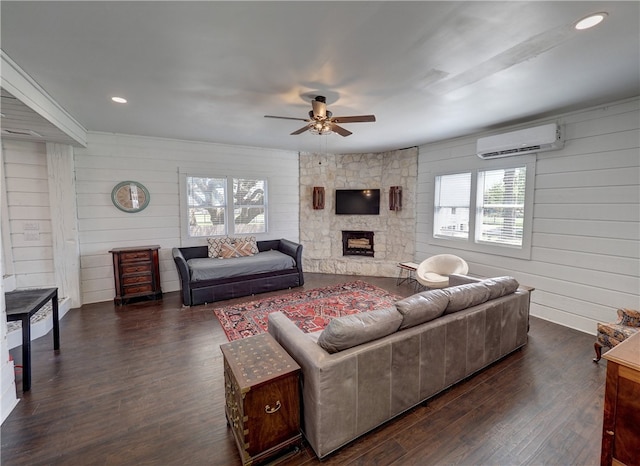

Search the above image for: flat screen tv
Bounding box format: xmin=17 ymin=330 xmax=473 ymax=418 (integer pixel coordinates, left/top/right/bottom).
xmin=335 ymin=189 xmax=380 ymax=215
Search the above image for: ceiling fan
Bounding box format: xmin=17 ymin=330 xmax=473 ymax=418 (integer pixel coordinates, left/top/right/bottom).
xmin=264 ymin=96 xmax=376 ymax=137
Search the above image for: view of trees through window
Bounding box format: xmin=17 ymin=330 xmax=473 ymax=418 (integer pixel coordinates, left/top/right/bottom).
xmin=477 ymin=167 xmax=526 ymax=246
xmin=187 ymin=176 xmax=266 ymax=237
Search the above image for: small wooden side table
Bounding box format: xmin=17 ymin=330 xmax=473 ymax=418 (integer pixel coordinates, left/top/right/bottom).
xmin=110 ymin=245 xmax=162 ymax=305
xmin=220 ymin=333 xmax=301 ymax=465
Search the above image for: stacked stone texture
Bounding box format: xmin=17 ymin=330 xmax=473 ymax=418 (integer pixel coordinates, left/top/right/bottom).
xmin=299 ymin=147 xmax=417 ymax=277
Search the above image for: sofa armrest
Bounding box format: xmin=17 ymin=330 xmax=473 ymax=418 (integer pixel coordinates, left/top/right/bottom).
xmin=268 ymin=311 xmax=362 ymax=458
xmin=268 ymin=311 xmax=327 ymax=368
xmin=278 ymin=238 xmax=304 ymax=286
xmin=172 ymin=248 xmax=192 ymax=306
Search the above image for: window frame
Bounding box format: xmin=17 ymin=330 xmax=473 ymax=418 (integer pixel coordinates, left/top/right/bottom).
xmin=428 ymin=155 xmax=535 ymax=260
xmin=179 ymin=170 xmax=268 ymax=246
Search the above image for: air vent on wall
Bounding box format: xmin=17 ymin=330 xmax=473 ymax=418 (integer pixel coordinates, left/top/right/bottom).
xmin=477 ymin=123 xmax=563 ymax=159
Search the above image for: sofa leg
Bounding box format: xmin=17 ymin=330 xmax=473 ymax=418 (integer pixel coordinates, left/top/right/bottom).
xmin=593 ymin=341 xmax=603 ymax=363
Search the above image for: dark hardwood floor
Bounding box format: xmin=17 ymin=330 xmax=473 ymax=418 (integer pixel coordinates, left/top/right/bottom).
xmin=2 ymin=274 xmax=606 ymax=465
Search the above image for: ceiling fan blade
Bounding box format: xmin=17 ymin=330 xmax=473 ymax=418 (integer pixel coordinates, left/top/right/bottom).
xmin=330 ymin=123 xmax=352 ymax=137
xmin=264 ymin=115 xmax=309 ymax=122
xmin=331 ymin=115 xmax=376 ymax=123
xmin=291 ymin=125 xmax=311 ymax=135
xmin=311 ymin=99 xmax=326 ymax=119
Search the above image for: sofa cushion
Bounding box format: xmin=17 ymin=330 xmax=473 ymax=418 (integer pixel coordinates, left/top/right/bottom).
xmin=188 ymin=250 xmax=295 ymax=282
xmin=482 ymin=276 xmax=520 ymax=300
xmin=395 ymin=289 xmax=449 ymax=330
xmin=443 ymin=282 xmax=491 ymax=314
xmin=317 ymin=307 xmax=403 ymax=354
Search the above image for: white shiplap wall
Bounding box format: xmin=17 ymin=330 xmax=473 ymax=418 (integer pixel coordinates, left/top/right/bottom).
xmin=2 ymin=139 xmax=56 ymax=289
xmin=416 ymin=97 xmax=640 ymax=335
xmin=0 ymin=143 xmax=19 ymax=424
xmin=74 ymin=132 xmax=300 ymax=304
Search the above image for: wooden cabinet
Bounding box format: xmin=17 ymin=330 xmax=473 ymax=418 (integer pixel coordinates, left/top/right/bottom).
xmin=601 ymin=331 xmax=640 ymax=466
xmin=220 ymin=333 xmax=301 ymax=465
xmin=110 ymin=245 xmax=162 ymax=305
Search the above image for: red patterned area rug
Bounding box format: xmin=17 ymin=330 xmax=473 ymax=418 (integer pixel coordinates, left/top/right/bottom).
xmin=214 ymin=280 xmax=402 ymax=341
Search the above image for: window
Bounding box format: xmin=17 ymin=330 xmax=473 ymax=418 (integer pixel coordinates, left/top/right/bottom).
xmin=232 ymin=178 xmax=266 ymax=234
xmin=431 ymin=160 xmax=534 ymax=259
xmin=434 ymin=172 xmax=471 ymax=240
xmin=184 ymin=175 xmax=267 ymax=239
xmin=476 ymin=167 xmax=526 ymax=247
xmin=187 ymin=176 xmax=227 ymax=237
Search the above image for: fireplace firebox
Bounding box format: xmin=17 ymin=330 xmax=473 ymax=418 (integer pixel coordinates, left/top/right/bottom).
xmin=342 ymin=230 xmax=374 ymax=257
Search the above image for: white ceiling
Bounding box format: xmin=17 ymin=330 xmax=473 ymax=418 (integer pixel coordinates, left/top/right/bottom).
xmin=1 ymin=1 xmax=639 ymax=154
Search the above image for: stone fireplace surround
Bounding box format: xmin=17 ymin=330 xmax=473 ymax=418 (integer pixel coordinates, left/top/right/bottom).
xmin=299 ymin=148 xmax=418 ymax=277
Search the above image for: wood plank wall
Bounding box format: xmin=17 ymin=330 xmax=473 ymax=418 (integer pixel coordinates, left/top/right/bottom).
xmin=416 ymin=97 xmax=640 ymax=335
xmin=2 ymin=139 xmax=55 ymax=289
xmin=73 ymin=133 xmax=300 ymax=304
xmin=2 ymin=134 xmax=299 ymax=305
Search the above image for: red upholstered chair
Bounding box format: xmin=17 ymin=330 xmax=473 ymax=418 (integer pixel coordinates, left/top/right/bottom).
xmin=593 ymin=308 xmax=640 ymax=362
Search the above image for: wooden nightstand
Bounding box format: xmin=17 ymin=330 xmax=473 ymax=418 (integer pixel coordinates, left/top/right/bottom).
xmin=110 ymin=245 xmax=162 ymax=305
xmin=220 ymin=333 xmax=302 ymax=465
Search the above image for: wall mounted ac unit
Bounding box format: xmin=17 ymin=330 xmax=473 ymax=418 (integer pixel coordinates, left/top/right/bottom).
xmin=476 ymin=123 xmax=563 ymax=159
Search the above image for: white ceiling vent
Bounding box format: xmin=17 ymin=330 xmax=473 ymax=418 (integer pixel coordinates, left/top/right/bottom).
xmin=477 ymin=123 xmax=563 ymax=159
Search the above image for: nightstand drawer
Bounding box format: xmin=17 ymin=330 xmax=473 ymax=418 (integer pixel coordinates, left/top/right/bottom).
xmin=119 ymin=251 xmax=151 ymax=262
xmin=120 ymin=263 xmax=152 ymax=275
xmin=122 ymin=274 xmax=152 ymax=286
xmin=123 ymin=284 xmax=153 ymax=295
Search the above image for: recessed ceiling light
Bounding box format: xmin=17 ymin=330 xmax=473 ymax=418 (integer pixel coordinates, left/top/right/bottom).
xmin=575 ymin=12 xmax=608 ymax=30
xmin=111 ymin=96 xmax=127 ymax=104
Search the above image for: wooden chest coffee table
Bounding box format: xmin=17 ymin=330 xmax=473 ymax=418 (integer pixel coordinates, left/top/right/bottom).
xmin=220 ymin=333 xmax=302 ymax=465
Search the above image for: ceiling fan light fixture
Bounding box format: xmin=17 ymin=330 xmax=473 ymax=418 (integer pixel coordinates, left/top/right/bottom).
xmin=111 ymin=96 xmax=128 ymax=104
xmin=575 ymin=12 xmax=608 ymax=30
xmin=265 ymin=94 xmax=373 ymax=137
xmin=309 ymin=121 xmax=332 ymax=135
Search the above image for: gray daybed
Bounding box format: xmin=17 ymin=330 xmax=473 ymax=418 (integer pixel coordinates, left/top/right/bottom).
xmin=172 ymin=238 xmax=303 ymax=306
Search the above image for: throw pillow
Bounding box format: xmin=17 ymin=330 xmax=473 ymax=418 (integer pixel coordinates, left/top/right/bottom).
xmin=443 ymin=282 xmax=491 ymax=314
xmin=207 ymin=237 xmax=232 ymax=258
xmin=395 ymin=289 xmax=449 ymax=330
xmin=317 ymin=307 xmax=403 ymax=354
xmin=217 ymin=236 xmax=259 ymax=259
xmin=237 ymin=235 xmax=259 ymax=255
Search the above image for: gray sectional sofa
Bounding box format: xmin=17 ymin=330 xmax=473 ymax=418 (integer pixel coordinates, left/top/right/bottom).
xmin=172 ymin=238 xmax=303 ymax=306
xmin=267 ymin=275 xmax=532 ymax=459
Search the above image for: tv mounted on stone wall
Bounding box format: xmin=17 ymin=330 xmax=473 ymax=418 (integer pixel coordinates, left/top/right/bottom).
xmin=335 ymin=189 xmax=380 ymax=215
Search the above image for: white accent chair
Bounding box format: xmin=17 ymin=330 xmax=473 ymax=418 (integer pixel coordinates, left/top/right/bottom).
xmin=416 ymin=254 xmax=469 ymax=289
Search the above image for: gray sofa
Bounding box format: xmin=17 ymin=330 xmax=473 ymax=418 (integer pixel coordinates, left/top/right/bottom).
xmin=172 ymin=238 xmax=303 ymax=306
xmin=267 ymin=275 xmax=532 ymax=459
